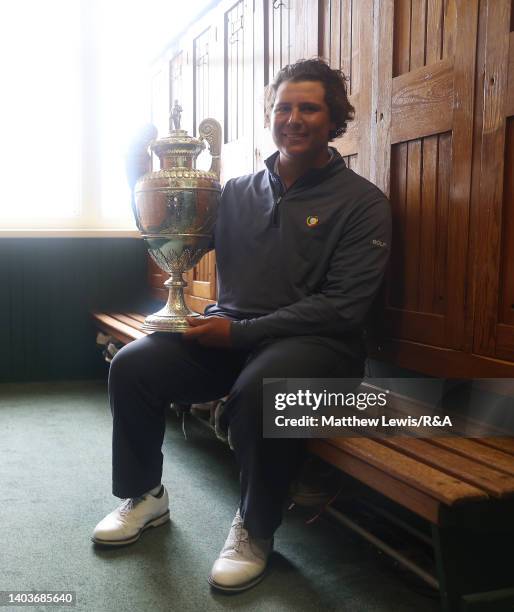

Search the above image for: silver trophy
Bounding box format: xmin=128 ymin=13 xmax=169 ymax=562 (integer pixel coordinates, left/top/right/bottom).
xmin=132 ymin=114 xmax=222 ymax=332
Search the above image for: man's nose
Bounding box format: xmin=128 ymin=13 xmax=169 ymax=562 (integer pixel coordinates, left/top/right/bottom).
xmin=287 ymin=108 xmax=301 ymax=124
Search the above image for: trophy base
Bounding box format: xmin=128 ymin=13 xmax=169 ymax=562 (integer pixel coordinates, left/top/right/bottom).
xmin=142 ymin=312 xmax=201 ymax=333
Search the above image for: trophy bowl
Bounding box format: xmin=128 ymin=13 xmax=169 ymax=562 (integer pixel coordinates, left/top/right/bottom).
xmin=133 ymin=119 xmax=222 ymax=332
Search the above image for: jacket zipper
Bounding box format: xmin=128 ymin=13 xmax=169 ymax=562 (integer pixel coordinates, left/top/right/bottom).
xmin=270 ymin=170 xmax=306 ymax=227
xmin=267 ymin=151 xmax=339 ymax=228
xmin=271 ymin=195 xmax=282 ymax=227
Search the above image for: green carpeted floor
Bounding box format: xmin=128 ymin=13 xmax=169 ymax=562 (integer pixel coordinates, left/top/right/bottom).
xmin=0 ymin=381 xmax=441 ymax=612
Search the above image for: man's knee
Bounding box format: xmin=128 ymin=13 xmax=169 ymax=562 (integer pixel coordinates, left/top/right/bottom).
xmin=108 ymin=343 xmax=139 ymax=388
xmin=109 ymin=335 xmax=184 ymax=384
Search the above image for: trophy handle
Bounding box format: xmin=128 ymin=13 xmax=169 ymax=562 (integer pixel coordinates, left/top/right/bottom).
xmin=198 ymin=118 xmax=222 ymax=181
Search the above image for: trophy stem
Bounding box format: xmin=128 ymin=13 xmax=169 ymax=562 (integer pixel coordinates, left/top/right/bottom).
xmin=142 ymin=271 xmax=199 ymax=333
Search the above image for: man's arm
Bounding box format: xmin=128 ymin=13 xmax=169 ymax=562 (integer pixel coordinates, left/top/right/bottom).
xmin=229 ymin=194 xmax=392 ymax=349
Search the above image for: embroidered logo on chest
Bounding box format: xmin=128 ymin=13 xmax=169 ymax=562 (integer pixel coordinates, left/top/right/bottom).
xmin=306 ymin=216 xmax=319 ymax=227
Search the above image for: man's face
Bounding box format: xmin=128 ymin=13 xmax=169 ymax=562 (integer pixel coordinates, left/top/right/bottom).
xmin=270 ymin=80 xmax=335 ymax=162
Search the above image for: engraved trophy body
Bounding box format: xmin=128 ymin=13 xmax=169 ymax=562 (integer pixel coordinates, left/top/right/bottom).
xmin=133 ymin=115 xmax=222 ymax=332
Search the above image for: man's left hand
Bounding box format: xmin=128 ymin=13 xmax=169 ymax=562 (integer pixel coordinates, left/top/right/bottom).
xmin=183 ymin=316 xmax=232 ymax=348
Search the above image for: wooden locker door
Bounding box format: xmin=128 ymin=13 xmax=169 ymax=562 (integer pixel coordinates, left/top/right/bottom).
xmin=320 ymin=0 xmax=374 ymax=177
xmin=221 ymin=0 xmax=255 ymax=180
xmin=368 ymin=0 xmax=479 ymax=352
xmin=193 ymin=26 xmax=214 ymax=136
xmin=182 ymin=25 xmax=219 ymax=313
xmin=472 ymin=0 xmax=514 ymax=360
xmin=267 ymin=0 xmax=319 ymax=80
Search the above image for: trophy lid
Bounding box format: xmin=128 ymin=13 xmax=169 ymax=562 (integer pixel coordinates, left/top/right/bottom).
xmin=150 ymin=129 xmax=205 ymax=161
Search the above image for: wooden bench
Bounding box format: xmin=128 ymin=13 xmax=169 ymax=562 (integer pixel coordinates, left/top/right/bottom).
xmin=92 ymin=310 xmax=514 ymax=612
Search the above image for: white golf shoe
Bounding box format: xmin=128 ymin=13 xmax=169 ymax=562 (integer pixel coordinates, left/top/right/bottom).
xmin=208 ymin=510 xmax=273 ymax=592
xmin=92 ymin=486 xmax=170 ymax=546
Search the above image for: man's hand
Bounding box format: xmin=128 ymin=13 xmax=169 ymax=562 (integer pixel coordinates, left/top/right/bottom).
xmin=183 ymin=316 xmax=232 ymax=348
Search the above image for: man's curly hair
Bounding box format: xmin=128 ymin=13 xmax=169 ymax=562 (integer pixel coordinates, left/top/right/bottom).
xmin=264 ymin=58 xmax=355 ymax=141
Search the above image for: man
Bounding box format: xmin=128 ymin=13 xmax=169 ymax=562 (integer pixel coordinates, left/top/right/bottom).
xmin=92 ymin=58 xmax=391 ymax=593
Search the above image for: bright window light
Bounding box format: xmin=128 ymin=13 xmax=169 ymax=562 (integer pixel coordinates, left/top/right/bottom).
xmin=0 ymin=0 xmax=81 ymax=227
xmin=0 ymin=0 xmax=215 ymax=232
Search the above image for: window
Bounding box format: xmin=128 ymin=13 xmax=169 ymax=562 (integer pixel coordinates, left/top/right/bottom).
xmin=194 ymin=28 xmax=212 ymax=136
xmin=170 ymin=51 xmax=185 ymax=127
xmin=0 ymin=0 xmax=82 ymax=230
xmin=0 ymin=0 xmax=215 ymax=234
xmin=225 ymin=0 xmax=246 ymax=143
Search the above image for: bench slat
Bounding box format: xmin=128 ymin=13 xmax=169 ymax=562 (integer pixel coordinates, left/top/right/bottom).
xmin=110 ymin=312 xmax=146 ymax=332
xmin=473 ymin=437 xmax=514 ymax=456
xmin=380 ymin=438 xmax=514 ymax=498
xmin=92 ymin=312 xmax=146 ymax=344
xmin=326 ymin=438 xmax=488 ymax=506
xmin=429 ymin=438 xmax=514 ymax=476
xmin=307 ymin=439 xmax=442 ymax=524
xmin=126 ymin=312 xmax=147 ymax=324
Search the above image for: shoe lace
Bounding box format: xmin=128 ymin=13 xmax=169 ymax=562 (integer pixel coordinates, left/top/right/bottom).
xmin=119 ymin=496 xmax=144 ymax=516
xmin=226 ymin=517 xmax=249 ymax=553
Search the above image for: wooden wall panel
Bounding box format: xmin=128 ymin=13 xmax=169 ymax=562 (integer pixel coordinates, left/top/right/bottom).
xmin=193 ymin=27 xmax=213 ymax=136
xmin=323 ymin=0 xmax=352 ymax=81
xmin=370 ymin=0 xmax=394 ymax=194
xmin=225 ymin=1 xmax=246 ymax=143
xmin=391 ymin=60 xmax=453 ymax=144
xmin=350 ymin=0 xmax=361 ymax=95
xmin=434 ymin=132 xmax=451 ymax=316
xmin=169 ymin=4 xmax=228 ymax=309
xmin=383 ymin=0 xmax=479 ymax=352
xmin=392 ymin=0 xmax=460 ymax=73
xmin=1 ymin=239 xmax=149 ymax=382
xmin=321 ymin=0 xmax=373 ymax=177
xmin=388 ymin=132 xmax=451 ymax=317
xmin=178 ymin=35 xmax=195 ymax=135
xmin=392 ymin=0 xmax=410 ymax=77
xmin=389 ymin=143 xmax=407 ymax=309
xmin=446 ymin=0 xmax=478 ymax=350
xmin=170 ymin=51 xmax=184 ymax=121
xmin=499 ymin=117 xmax=514 ymax=329
xmin=508 ymin=32 xmax=514 ymax=117
xmin=399 ymin=0 xmax=421 ymax=317
xmin=472 ymin=0 xmax=511 ymax=358
xmin=499 ymin=28 xmax=514 ymax=353
xmin=442 ymin=0 xmax=457 ymax=59
xmin=415 ymin=1 xmax=443 ymax=318
xmin=222 ymin=0 xmax=255 ymax=179
xmin=267 ymin=0 xmax=319 ymax=80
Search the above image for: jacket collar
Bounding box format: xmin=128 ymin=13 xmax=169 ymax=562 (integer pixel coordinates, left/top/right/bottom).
xmin=264 ymin=147 xmax=346 ymax=191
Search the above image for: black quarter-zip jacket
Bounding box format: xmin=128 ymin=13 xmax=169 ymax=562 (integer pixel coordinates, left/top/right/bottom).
xmin=204 ymin=147 xmax=392 ymax=352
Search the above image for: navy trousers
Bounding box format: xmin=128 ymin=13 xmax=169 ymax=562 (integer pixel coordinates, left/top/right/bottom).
xmin=108 ymin=332 xmax=364 ymax=538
